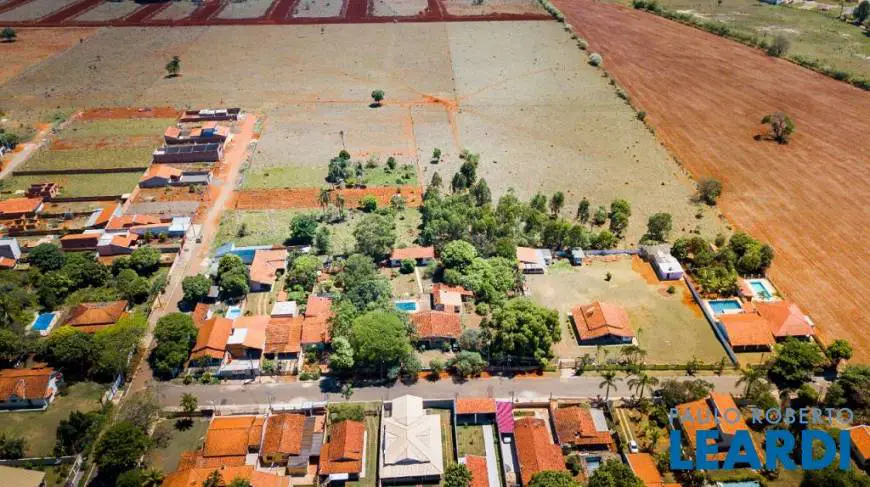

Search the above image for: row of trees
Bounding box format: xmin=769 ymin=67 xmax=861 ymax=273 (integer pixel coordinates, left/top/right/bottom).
xmin=671 ymin=232 xmax=774 ymax=294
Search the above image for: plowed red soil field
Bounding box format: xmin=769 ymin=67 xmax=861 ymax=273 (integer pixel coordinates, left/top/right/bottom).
xmin=555 ymin=0 xmax=870 ymax=361
xmin=234 ymin=186 xmax=422 ymax=210
xmin=79 ymin=107 xmax=179 ymax=120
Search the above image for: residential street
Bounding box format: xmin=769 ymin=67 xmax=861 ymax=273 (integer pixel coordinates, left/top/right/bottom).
xmin=154 ymin=374 xmax=744 ymax=408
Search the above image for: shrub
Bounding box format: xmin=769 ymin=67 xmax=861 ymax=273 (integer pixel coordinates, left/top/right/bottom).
xmin=636 ymin=111 xmax=647 ymax=121
xmin=577 ymin=38 xmax=588 ymax=50
xmin=766 ymin=35 xmax=790 ymax=57
xmin=400 ymin=258 xmax=415 ymax=274
xmin=475 ymin=302 xmax=490 ymax=316
xmin=588 ymin=52 xmax=603 ymax=66
xmin=359 ymin=195 xmax=378 ymax=212
xmin=698 ymin=178 xmax=722 ymax=205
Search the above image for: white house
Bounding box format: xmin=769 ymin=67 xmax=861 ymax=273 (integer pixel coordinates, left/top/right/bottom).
xmin=380 ymin=395 xmax=444 ymax=485
xmin=643 ymin=244 xmax=684 ymax=281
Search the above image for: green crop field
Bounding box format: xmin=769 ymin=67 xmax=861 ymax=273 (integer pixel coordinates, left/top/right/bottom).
xmin=21 ymin=147 xmax=153 ymax=171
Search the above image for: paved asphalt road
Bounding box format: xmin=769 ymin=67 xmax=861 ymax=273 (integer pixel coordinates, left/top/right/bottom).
xmin=154 ymin=374 xmax=744 ymax=408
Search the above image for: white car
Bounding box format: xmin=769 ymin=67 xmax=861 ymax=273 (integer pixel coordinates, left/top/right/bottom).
xmin=628 ymin=440 xmax=639 ymax=453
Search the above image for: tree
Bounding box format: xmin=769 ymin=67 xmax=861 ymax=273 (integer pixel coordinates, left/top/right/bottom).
xmin=529 ymin=470 xmax=581 ymax=487
xmin=854 ymin=0 xmax=870 ymax=24
xmin=28 ymin=243 xmax=65 ymax=272
xmin=181 ymin=393 xmax=198 ymax=419
xmin=118 ymin=391 xmax=161 ymax=431
xmin=62 ymin=252 xmax=110 ymax=288
xmin=450 ymin=257 xmax=517 ymax=304
xmin=165 ymin=55 xmax=180 ymax=77
xmin=0 ymin=328 xmax=25 ymax=364
xmin=549 ymin=192 xmax=565 ymax=217
xmin=1 ymin=27 xmax=16 ymax=42
xmin=228 ymin=478 xmax=254 ymax=487
xmin=130 ymin=246 xmax=160 ymax=275
xmin=458 ymin=328 xmax=484 ymax=352
xmin=94 ymin=421 xmax=149 ymax=477
xmin=487 ymin=299 xmax=559 ymax=365
xmin=349 ymin=311 xmax=411 ymax=377
xmin=202 ymin=471 xmax=224 ymax=487
xmin=359 ymin=195 xmax=378 ymax=212
xmin=736 ymin=366 xmax=766 ymax=398
xmin=287 ymin=255 xmax=322 ymax=290
xmin=826 ymin=339 xmax=853 ymax=364
xmin=429 ymin=358 xmax=446 ymax=375
xmin=645 ymin=212 xmax=672 ymax=242
xmin=315 ymin=226 xmax=332 ymax=255
xmin=449 ymin=351 xmax=486 ymax=378
xmin=768 ymin=338 xmax=824 ymax=389
xmin=55 ymin=409 xmax=103 ymax=456
xmin=627 ymin=372 xmax=659 ymax=400
xmin=371 ymin=89 xmax=385 ymax=106
xmin=460 ymin=160 xmax=477 ymax=185
xmin=219 ymin=270 xmax=249 ymax=299
xmin=800 ymin=465 xmax=870 ymax=487
xmin=344 ymin=274 xmax=392 ymax=312
xmin=761 ymin=112 xmax=796 ymax=144
xmin=141 ymin=469 xmax=165 ymax=487
xmin=599 ymin=368 xmax=620 ymax=401
xmin=587 ymin=459 xmax=644 ymax=487
xmin=44 ymin=326 xmax=94 ymax=376
xmin=91 ymin=313 xmax=147 ymax=379
xmin=289 ymin=214 xmax=319 ymax=244
xmin=658 ymin=378 xmax=714 ymax=408
xmin=0 ymin=434 xmax=25 ymax=459
xmin=609 ymin=211 xmax=629 ymax=236
xmin=452 ymin=172 xmax=469 ymax=193
xmin=576 ymin=197 xmax=590 ymax=223
xmin=441 ymin=240 xmax=477 ymax=270
xmin=319 ymin=188 xmax=331 ymax=214
xmin=336 ymin=193 xmax=347 ymax=219
xmin=329 ymin=336 xmax=355 ymax=372
xmin=593 ymin=205 xmax=608 ymax=225
xmin=182 ymin=275 xmax=212 ymax=303
xmin=444 ymin=463 xmax=473 ymax=487
xmin=150 ymin=312 xmax=197 ymax=379
xmin=698 ymin=178 xmax=722 ymax=205
xmin=115 ymin=268 xmax=150 ymax=303
xmin=470 ymin=178 xmax=492 ymax=206
xmin=766 ymin=34 xmax=790 ymax=57
xmin=353 ymin=213 xmax=396 ymax=261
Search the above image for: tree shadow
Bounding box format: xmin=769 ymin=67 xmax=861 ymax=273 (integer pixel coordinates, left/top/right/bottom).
xmin=369 ymin=103 xmax=382 ymax=109
xmin=164 ymin=73 xmax=180 ymax=79
xmin=175 ymin=418 xmax=193 ymax=431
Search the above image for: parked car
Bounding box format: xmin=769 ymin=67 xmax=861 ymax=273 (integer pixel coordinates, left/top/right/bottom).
xmin=629 ymin=440 xmax=639 ymax=453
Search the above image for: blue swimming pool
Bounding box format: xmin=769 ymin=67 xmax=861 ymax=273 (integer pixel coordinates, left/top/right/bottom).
xmin=585 ymin=456 xmax=602 ymax=476
xmin=225 ymin=306 xmax=242 ymax=319
xmin=708 ymin=299 xmax=742 ymax=315
xmin=717 ymin=482 xmax=761 ymax=487
xmin=395 ymin=301 xmax=419 ymax=313
xmin=749 ymin=281 xmax=772 ymax=300
xmin=32 ymin=313 xmax=55 ymax=331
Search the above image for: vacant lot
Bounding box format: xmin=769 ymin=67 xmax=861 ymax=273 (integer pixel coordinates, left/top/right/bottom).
xmin=20 ymin=146 xmax=153 ymax=171
xmin=0 ymin=27 xmax=96 ymax=85
xmin=529 ymin=256 xmax=727 ymax=364
xmin=1 ymin=172 xmax=143 ymax=198
xmin=0 ymin=382 xmax=105 ymax=457
xmin=146 ymin=418 xmax=209 ymax=473
xmin=556 ymin=0 xmax=870 ymax=362
xmin=603 ymin=0 xmax=870 ymax=81
xmin=214 ymin=209 xmax=301 ymax=250
xmin=61 ymin=117 xmax=176 ymax=138
xmin=0 ymin=0 xmax=78 ymax=22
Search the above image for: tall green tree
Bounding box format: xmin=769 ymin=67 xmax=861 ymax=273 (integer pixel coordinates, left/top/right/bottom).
xmin=768 ymin=338 xmax=824 ymax=390
xmin=529 ymin=471 xmax=581 ymax=487
xmin=182 ymin=275 xmax=211 ymax=303
xmin=487 ymin=298 xmax=560 ymax=365
xmin=587 ymin=459 xmax=643 ymax=487
xmin=94 ymin=421 xmax=150 ymax=477
xmin=353 ymin=213 xmax=396 ymax=261
xmin=349 ymin=311 xmax=411 ymax=377
xmin=443 ymin=463 xmax=473 ymax=487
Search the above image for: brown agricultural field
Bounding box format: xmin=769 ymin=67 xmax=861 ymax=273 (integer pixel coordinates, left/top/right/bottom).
xmin=554 ymin=0 xmax=870 ymax=362
xmin=0 ymin=27 xmax=95 ymax=85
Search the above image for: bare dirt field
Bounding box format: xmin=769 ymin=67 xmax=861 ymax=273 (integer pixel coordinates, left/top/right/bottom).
xmin=234 ymin=185 xmax=423 ymax=209
xmin=292 ymin=0 xmax=346 ymax=17
xmin=72 ymin=1 xmax=140 ymax=22
xmin=151 ymin=1 xmax=198 ymax=21
xmin=529 ymin=256 xmax=727 ymax=365
xmin=443 ymin=0 xmax=545 ymax=16
xmin=0 ymin=0 xmax=79 ymax=21
xmin=218 ymin=0 xmax=275 ymax=19
xmin=555 ymin=0 xmax=870 ymax=362
xmin=0 ymin=27 xmax=95 ymax=85
xmin=371 ymin=0 xmax=428 ymax=17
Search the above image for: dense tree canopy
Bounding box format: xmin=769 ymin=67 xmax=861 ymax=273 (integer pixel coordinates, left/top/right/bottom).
xmin=349 ymin=310 xmax=412 ymax=377
xmin=150 ymin=313 xmax=197 ymax=379
xmin=486 ymin=299 xmax=560 ymax=365
xmin=528 ymin=471 xmax=581 ymax=487
xmin=286 ymin=255 xmax=322 ymax=290
xmin=94 ymin=421 xmax=149 ymax=477
xmin=768 ymin=338 xmax=824 ymax=390
xmin=182 ymin=274 xmax=212 ymax=303
xmin=587 ymin=460 xmax=643 ymax=487
xmin=353 ymin=213 xmax=396 ymax=261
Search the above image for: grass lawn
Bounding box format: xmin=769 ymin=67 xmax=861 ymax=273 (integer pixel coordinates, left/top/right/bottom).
xmin=145 ymin=418 xmax=210 ymax=473
xmin=456 ymin=425 xmax=486 ymax=457
xmin=214 ymin=209 xmax=302 ymax=250
xmin=346 ymin=413 xmax=381 ymax=487
xmin=389 ymin=270 xmax=420 ymax=299
xmin=427 ymin=408 xmax=456 ymax=467
xmin=62 ymin=118 xmax=177 ymax=138
xmin=329 ymin=208 xmax=421 ymax=256
xmin=242 ymin=165 xmax=326 ymax=189
xmin=0 ymin=172 xmax=143 ymax=198
xmin=360 ymin=165 xmax=417 ymax=187
xmin=605 ymin=0 xmax=870 ymax=81
xmin=22 ymin=147 xmax=154 ymax=171
xmin=0 ymin=381 xmax=106 ymax=457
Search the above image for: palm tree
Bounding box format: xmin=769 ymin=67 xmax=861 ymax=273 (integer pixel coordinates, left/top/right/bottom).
xmin=336 ymin=194 xmax=346 ymax=220
xmin=595 ymin=344 xmax=603 ymax=364
xmin=628 ymin=371 xmax=659 ymax=401
xmin=646 ymin=427 xmax=661 ymax=452
xmin=141 ymin=469 xmax=164 ymax=487
xmin=736 ymin=366 xmax=766 ymax=398
xmin=318 ymin=188 xmax=330 ymax=215
xmin=599 ymin=368 xmax=620 ymax=401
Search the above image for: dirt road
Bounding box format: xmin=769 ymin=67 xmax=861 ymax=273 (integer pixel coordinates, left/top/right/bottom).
xmin=555 ymin=0 xmax=870 ymax=362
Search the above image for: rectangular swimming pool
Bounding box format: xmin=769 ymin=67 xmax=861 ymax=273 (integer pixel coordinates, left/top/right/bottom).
xmin=32 ymin=313 xmax=55 ymax=331
xmin=225 ymin=306 xmax=242 ymax=319
xmin=395 ymin=300 xmax=419 ymax=313
xmin=750 ymin=281 xmax=772 ymax=300
xmin=708 ymin=299 xmax=743 ymax=315
xmin=585 ymin=456 xmax=602 ymax=476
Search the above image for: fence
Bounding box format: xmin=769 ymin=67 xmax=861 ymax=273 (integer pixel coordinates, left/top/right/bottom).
xmin=683 ymin=275 xmax=739 ymax=365
xmin=47 ymin=195 xmax=123 ymax=203
xmin=13 ymin=167 xmax=146 ymax=176
xmin=583 ymin=248 xmax=640 ymax=256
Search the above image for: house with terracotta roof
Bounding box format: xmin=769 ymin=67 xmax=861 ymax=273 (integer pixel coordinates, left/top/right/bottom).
xmin=319 ymin=420 xmax=367 ymax=482
xmin=0 ymin=238 xmax=21 ymax=268
xmin=431 ymin=283 xmax=473 ymax=313
xmin=380 ymin=395 xmax=444 ymax=485
xmin=139 ymin=165 xmax=183 ymax=188
xmin=97 ymin=232 xmax=138 ymax=256
xmin=460 ymin=455 xmax=492 ymax=487
xmin=570 ymin=301 xmax=635 ymax=345
xmin=550 ymin=405 xmax=614 ymax=451
xmin=514 ymin=417 xmax=566 ymax=486
xmin=516 ymin=247 xmax=551 ymax=274
xmin=718 ymin=313 xmax=775 ymax=351
xmin=264 ymin=316 xmax=303 ymax=368
xmin=190 ymin=316 xmax=233 ymax=367
xmin=203 ymin=415 xmax=266 ymax=460
xmin=755 ymin=301 xmax=814 ymax=341
xmin=300 ymin=294 xmax=333 ymax=347
xmin=410 ymin=311 xmax=461 ymax=349
xmin=849 ymin=425 xmax=870 ymax=467
xmin=106 ymin=214 xmax=163 ymax=231
xmin=250 ymin=249 xmax=287 ymax=292
xmin=260 ymin=413 xmax=324 ymax=475
xmin=626 ymin=453 xmax=680 ymax=487
xmin=64 ymin=300 xmax=128 ymax=333
xmin=163 ymin=465 xmax=289 ymax=487
xmin=0 ymin=197 xmax=43 ymax=220
xmin=674 ymin=392 xmax=761 ymax=466
xmin=220 ymin=315 xmax=268 ymax=377
xmin=0 ymin=367 xmax=60 ymax=410
xmin=389 ymin=246 xmax=435 ymax=267
xmin=59 ymin=232 xmax=100 ymax=251
xmin=455 ymin=397 xmax=497 ymax=426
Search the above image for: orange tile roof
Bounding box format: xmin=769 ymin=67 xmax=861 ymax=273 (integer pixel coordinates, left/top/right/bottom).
xmin=60 ymin=233 xmax=100 ymax=242
xmin=305 ymin=295 xmax=332 ymax=318
xmin=432 ymin=283 xmax=473 ymax=308
xmin=755 ymin=301 xmax=814 ymax=338
xmin=108 ymin=233 xmax=138 ymax=249
xmin=141 ymin=164 xmax=182 ymax=181
xmin=514 ymin=417 xmax=566 ymax=486
xmin=515 ymin=247 xmax=539 ymax=264
xmin=410 ymin=311 xmax=461 ymax=339
xmin=92 ymin=202 xmax=118 ymax=228
xmin=233 ymin=315 xmax=269 ymax=349
xmin=203 ymin=416 xmax=262 ymax=457
xmin=319 ymin=420 xmax=365 ymax=474
xmin=676 ymin=393 xmax=760 ymax=463
xmin=464 ymin=455 xmax=489 ymax=487
xmin=265 ymin=317 xmax=303 ymax=354
xmin=850 ymin=426 xmax=870 ymax=460
xmin=262 ymin=414 xmax=306 ymax=456
xmin=0 ymin=367 xmax=54 ymax=402
xmin=456 ymin=398 xmax=497 ymax=415
xmin=250 ymin=249 xmax=287 ymax=285
xmin=300 ymin=317 xmax=329 ymax=344
xmin=191 ymin=317 xmax=233 ymax=360
xmin=571 ymin=302 xmax=634 ymax=341
xmin=165 ymin=127 xmax=182 ymax=138
xmin=0 ymin=257 xmax=15 ymax=269
xmin=552 ymin=406 xmax=614 ymax=448
xmin=106 ymin=214 xmax=163 ymax=231
xmin=625 ymin=453 xmax=664 ymax=487
xmin=390 ymin=246 xmax=435 ymax=261
xmin=0 ymin=197 xmax=42 ymax=216
xmin=162 ymin=464 xmax=288 ymax=487
xmin=177 ymin=451 xmax=246 ymax=470
xmin=719 ymin=313 xmax=775 ymax=348
xmin=193 ymin=303 xmax=211 ymax=327
xmin=65 ymin=301 xmax=128 ymax=330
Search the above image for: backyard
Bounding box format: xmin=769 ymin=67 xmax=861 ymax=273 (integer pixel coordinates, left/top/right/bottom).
xmin=528 ymin=256 xmax=728 ymax=365
xmin=427 ymin=408 xmax=457 ymax=467
xmin=344 ymin=403 xmax=382 ymax=487
xmin=19 ymin=147 xmax=154 ymax=171
xmin=456 ymin=425 xmax=486 ymax=456
xmin=0 ymin=381 xmax=106 ymax=457
xmin=145 ymin=418 xmax=210 ymax=473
